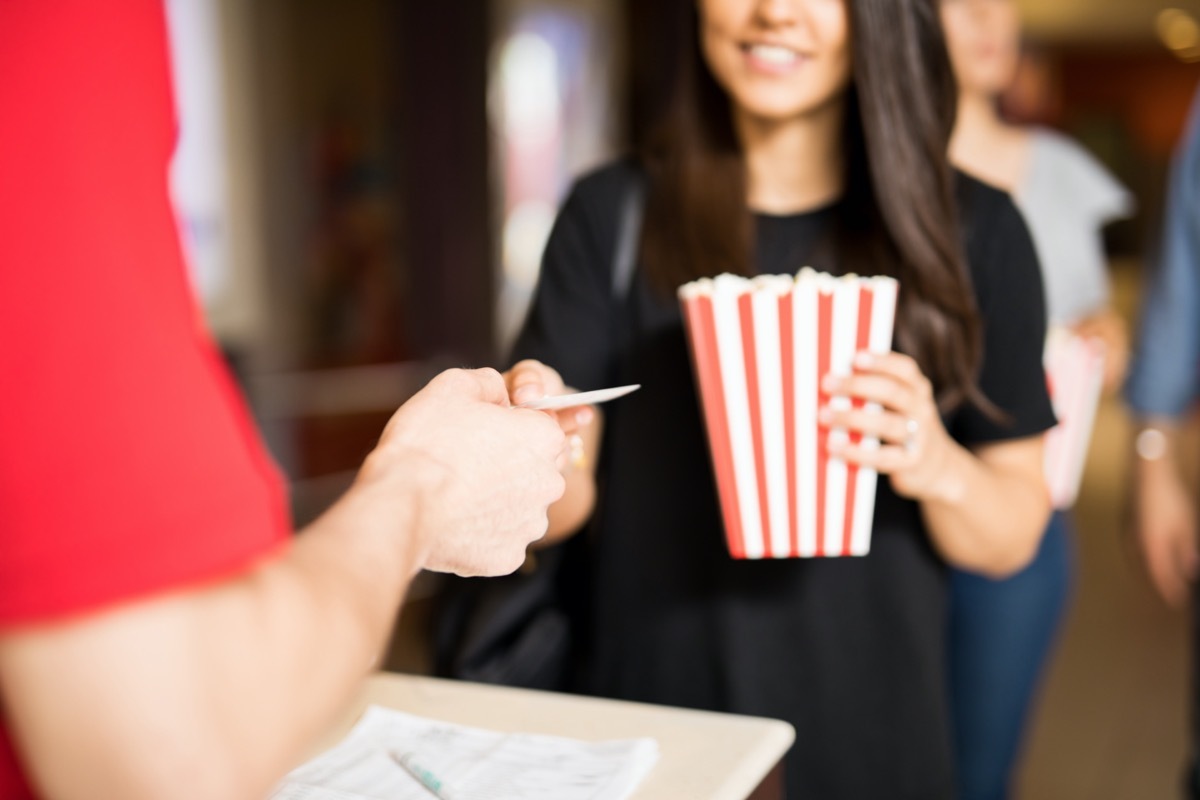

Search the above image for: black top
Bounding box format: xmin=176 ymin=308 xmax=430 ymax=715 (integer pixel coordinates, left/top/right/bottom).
xmin=512 ymin=161 xmax=1055 ymax=800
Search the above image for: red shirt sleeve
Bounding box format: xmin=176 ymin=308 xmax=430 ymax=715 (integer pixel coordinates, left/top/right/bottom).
xmin=0 ymin=4 xmax=292 ymax=793
xmin=0 ymin=0 xmax=291 ymax=625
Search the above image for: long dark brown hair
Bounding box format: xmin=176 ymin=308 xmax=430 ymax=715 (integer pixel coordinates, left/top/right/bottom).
xmin=640 ymin=0 xmax=990 ymax=414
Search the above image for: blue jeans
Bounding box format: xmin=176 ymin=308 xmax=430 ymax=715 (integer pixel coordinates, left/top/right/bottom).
xmin=948 ymin=511 xmax=1074 ymax=800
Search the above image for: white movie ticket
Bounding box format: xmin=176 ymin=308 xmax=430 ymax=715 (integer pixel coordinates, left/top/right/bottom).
xmin=518 ymin=384 xmax=641 ymax=411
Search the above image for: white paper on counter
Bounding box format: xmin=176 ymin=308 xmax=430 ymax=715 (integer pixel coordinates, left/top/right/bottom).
xmin=271 ymin=706 xmax=659 ymax=800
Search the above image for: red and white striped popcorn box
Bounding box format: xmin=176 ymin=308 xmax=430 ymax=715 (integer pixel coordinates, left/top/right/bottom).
xmin=679 ymin=269 xmax=899 ymax=559
xmin=1043 ymin=327 xmax=1106 ymax=510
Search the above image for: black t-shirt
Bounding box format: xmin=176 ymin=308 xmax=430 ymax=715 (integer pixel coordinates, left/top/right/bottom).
xmin=512 ymin=161 xmax=1055 ymax=800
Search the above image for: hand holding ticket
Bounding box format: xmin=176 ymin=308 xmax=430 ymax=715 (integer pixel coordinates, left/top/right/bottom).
xmin=517 ymin=384 xmax=641 ymax=410
xmin=502 ymin=360 xmax=637 ymax=467
xmin=505 ymin=363 xmax=637 ymax=476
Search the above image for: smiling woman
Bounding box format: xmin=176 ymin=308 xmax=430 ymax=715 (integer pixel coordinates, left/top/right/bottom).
xmin=640 ymin=0 xmax=988 ymax=419
xmin=498 ymin=0 xmax=1057 ymax=796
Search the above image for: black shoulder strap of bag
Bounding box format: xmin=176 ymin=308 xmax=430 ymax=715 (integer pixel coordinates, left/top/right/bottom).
xmin=611 ymin=178 xmax=645 ymax=302
xmin=432 ymin=173 xmax=646 ymax=692
xmin=608 ymin=176 xmax=646 ymax=373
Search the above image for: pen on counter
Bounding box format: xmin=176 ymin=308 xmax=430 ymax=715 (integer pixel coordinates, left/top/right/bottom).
xmin=388 ymin=750 xmax=456 ymax=800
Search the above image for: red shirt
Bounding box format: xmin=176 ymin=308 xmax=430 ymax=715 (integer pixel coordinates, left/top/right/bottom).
xmin=0 ymin=2 xmax=290 ymax=795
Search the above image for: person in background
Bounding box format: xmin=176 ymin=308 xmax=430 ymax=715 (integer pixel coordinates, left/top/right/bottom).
xmin=0 ymin=3 xmax=568 ymax=798
xmin=938 ymin=1 xmax=1134 ymax=797
xmin=503 ymin=0 xmax=1056 ymax=796
xmin=1126 ymin=83 xmax=1200 ymax=799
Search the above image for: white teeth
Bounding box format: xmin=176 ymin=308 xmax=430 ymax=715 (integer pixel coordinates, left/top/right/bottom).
xmin=749 ymin=44 xmax=799 ymax=65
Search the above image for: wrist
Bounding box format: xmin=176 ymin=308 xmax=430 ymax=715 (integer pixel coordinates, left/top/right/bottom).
xmin=287 ymin=476 xmax=425 ymax=660
xmin=1133 ymin=420 xmax=1184 ymax=484
xmin=1132 ymin=431 xmax=1171 ymax=462
xmin=925 ymin=436 xmax=970 ymax=506
xmin=350 ymin=453 xmax=440 ymax=579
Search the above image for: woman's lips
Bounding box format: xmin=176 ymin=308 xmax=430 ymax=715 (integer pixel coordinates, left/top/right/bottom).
xmin=742 ymin=42 xmax=808 ymax=75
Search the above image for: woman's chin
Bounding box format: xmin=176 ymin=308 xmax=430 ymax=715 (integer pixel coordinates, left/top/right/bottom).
xmin=730 ymin=92 xmax=841 ymax=127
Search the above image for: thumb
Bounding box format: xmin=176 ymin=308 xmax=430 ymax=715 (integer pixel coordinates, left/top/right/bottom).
xmin=465 ymin=367 xmax=511 ymax=407
xmin=437 ymin=367 xmax=510 ymax=408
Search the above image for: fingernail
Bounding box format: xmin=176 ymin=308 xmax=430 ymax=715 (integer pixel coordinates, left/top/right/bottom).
xmin=575 ymin=407 xmax=594 ymax=426
xmin=513 ymin=385 xmax=539 ymax=404
xmin=854 ymin=352 xmax=873 ymax=368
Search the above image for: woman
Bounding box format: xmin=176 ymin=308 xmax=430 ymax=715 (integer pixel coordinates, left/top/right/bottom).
xmin=940 ymin=2 xmax=1133 ymax=797
xmin=506 ymin=0 xmax=1054 ymax=796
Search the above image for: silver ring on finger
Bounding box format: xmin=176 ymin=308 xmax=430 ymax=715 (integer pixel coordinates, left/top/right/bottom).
xmin=903 ymin=418 xmax=920 ymax=454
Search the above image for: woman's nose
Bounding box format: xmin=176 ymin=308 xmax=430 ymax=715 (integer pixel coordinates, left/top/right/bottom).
xmin=752 ymin=0 xmax=801 ymax=29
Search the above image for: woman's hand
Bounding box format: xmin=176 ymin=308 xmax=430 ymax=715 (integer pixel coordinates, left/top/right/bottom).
xmin=503 ymin=359 xmax=596 ymax=468
xmin=820 ymin=351 xmax=961 ymax=503
xmin=1071 ymin=308 xmax=1129 ymax=394
xmin=503 ymin=359 xmax=604 ymax=544
xmin=822 ymin=351 xmax=1049 ymax=575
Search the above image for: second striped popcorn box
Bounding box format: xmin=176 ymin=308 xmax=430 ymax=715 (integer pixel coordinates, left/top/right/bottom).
xmin=1043 ymin=328 xmax=1106 ymax=510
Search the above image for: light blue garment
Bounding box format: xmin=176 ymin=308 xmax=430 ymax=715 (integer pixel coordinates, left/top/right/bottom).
xmin=1126 ymin=86 xmax=1200 ymax=420
xmin=1014 ymin=129 xmax=1134 ymax=325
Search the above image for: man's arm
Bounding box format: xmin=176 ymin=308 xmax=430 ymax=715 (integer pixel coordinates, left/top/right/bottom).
xmin=1126 ymin=89 xmax=1200 ymax=606
xmin=1131 ymin=419 xmax=1197 ymax=607
xmin=0 ymin=369 xmax=566 ymax=800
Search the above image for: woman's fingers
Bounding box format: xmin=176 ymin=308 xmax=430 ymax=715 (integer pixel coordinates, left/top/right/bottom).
xmin=820 ymin=406 xmax=909 ymax=444
xmin=506 ymin=359 xmax=565 ymax=405
xmin=823 ymin=351 xmax=932 ymax=412
xmin=853 ymin=351 xmax=930 ymax=391
xmin=553 ymin=405 xmax=595 ymax=436
xmin=821 ymin=351 xmax=947 ymax=496
xmin=502 ymin=360 xmax=594 ymax=437
xmin=829 ymin=441 xmax=911 ymax=473
xmin=1072 ymin=312 xmax=1130 ymax=393
xmin=823 ymin=372 xmax=917 ymax=414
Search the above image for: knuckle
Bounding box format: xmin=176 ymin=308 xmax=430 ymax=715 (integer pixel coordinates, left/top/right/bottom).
xmin=436 ymin=367 xmax=471 ymax=389
xmin=472 ymin=367 xmax=505 ymax=388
